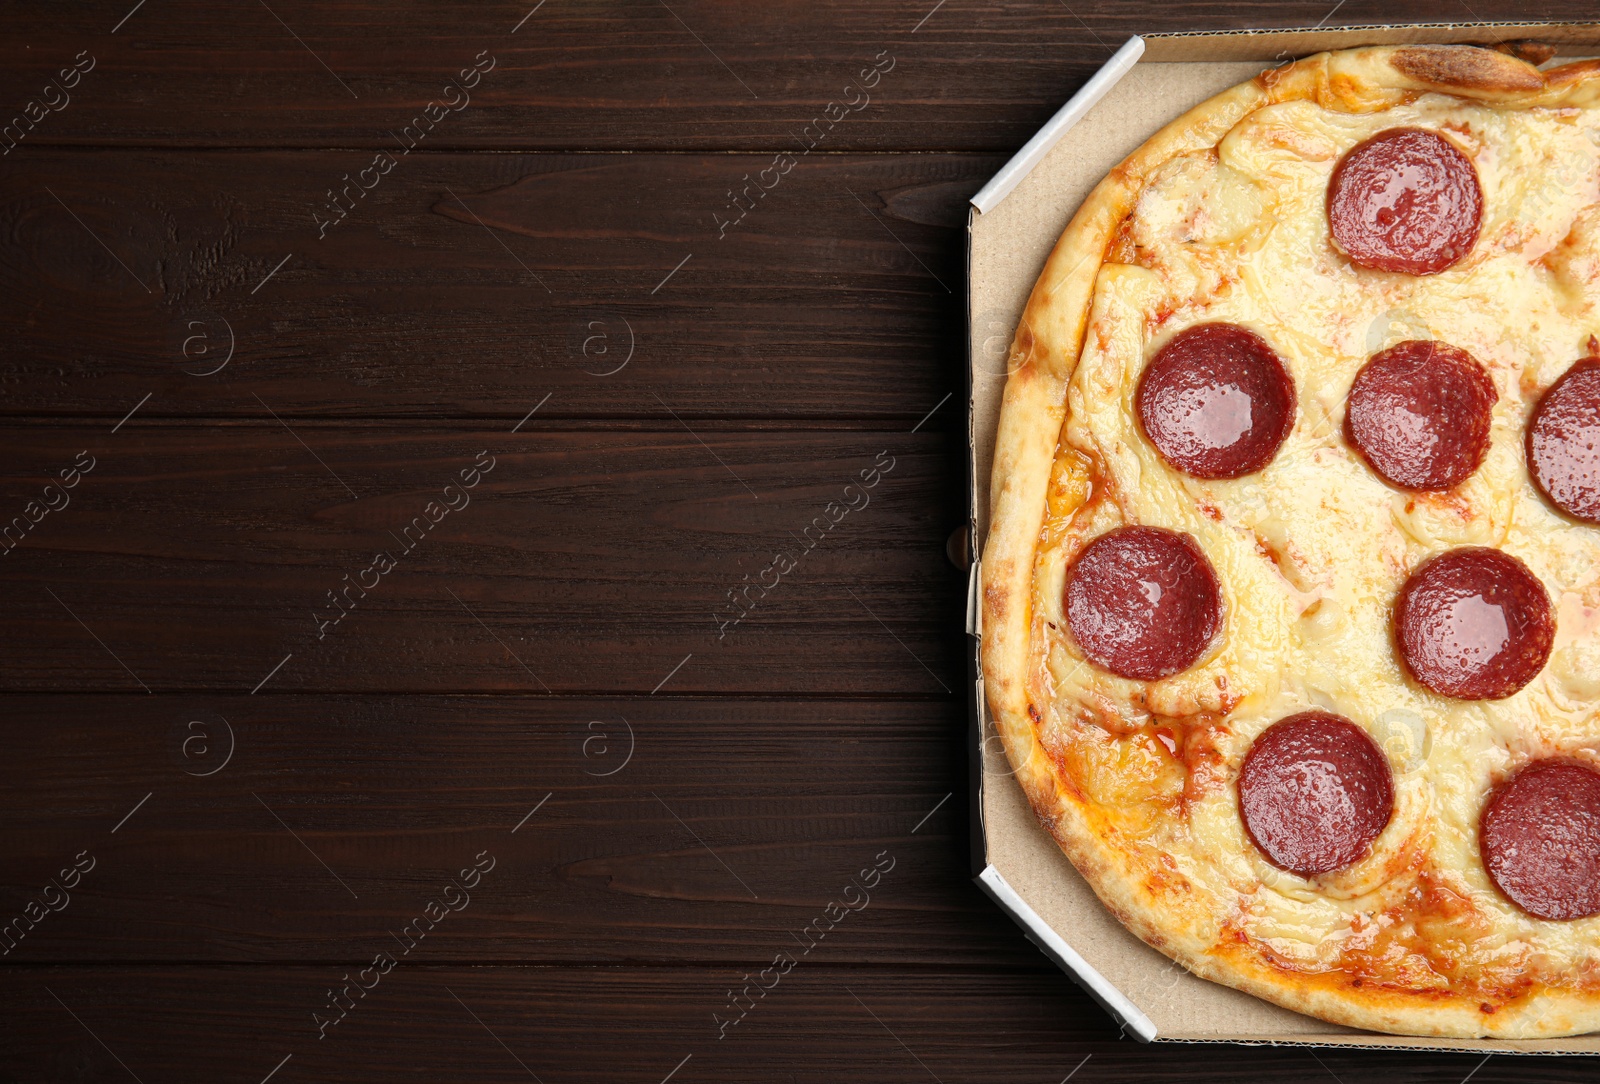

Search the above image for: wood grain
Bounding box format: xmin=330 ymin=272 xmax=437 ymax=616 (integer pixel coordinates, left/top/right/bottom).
xmin=0 ymin=0 xmax=1593 ymax=150
xmin=0 ymin=695 xmax=997 ymax=964
xmin=0 ymin=152 xmax=981 ymax=419
xmin=0 ymin=427 xmax=964 ymax=693
xmin=5 ymin=964 xmax=1582 ymax=1083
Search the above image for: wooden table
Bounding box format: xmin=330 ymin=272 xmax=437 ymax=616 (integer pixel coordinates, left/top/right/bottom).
xmin=0 ymin=3 xmax=1593 ymax=1080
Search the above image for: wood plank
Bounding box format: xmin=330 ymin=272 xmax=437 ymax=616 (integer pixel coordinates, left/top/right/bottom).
xmin=0 ymin=151 xmax=982 ymax=418
xmin=0 ymin=427 xmax=965 ymax=693
xmin=0 ymin=964 xmax=1581 ymax=1082
xmin=0 ymin=1 xmax=1592 ymax=150
xmin=0 ymin=695 xmax=1000 ymax=964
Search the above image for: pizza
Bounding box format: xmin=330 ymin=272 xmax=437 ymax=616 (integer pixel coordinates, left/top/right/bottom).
xmin=980 ymin=43 xmax=1600 ymax=1039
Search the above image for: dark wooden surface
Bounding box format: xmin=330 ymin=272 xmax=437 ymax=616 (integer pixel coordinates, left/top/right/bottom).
xmin=2 ymin=3 xmax=1596 ymax=1081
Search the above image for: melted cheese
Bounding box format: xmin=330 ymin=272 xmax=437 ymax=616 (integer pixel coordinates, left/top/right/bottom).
xmin=1033 ymin=94 xmax=1600 ymax=996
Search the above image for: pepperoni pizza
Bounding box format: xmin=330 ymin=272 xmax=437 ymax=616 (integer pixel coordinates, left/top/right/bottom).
xmin=982 ymin=44 xmax=1600 ymax=1038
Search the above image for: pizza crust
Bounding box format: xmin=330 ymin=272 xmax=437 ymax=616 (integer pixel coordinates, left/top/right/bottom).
xmin=982 ymin=45 xmax=1600 ymax=1039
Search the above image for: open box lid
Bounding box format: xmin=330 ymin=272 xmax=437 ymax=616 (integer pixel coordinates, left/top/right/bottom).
xmin=965 ymin=22 xmax=1600 ymax=1052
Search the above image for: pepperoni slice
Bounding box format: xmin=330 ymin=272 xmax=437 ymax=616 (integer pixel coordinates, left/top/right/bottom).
xmin=1394 ymin=548 xmax=1554 ymax=700
xmin=1327 ymin=127 xmax=1483 ymax=276
xmin=1481 ymin=762 xmax=1600 ymax=920
xmin=1064 ymin=526 xmax=1221 ymax=681
xmin=1528 ymin=357 xmax=1600 ymax=523
xmin=1239 ymin=711 xmax=1394 ymax=876
xmin=1345 ymin=340 xmax=1496 ymax=490
xmin=1137 ymin=324 xmax=1296 ymax=479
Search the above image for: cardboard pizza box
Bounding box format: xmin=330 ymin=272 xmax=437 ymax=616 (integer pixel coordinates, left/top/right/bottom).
xmin=965 ymin=22 xmax=1600 ymax=1053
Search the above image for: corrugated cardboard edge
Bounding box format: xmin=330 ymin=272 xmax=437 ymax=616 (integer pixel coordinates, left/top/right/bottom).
xmin=967 ymin=21 xmax=1600 ymax=1053
xmin=1143 ymin=21 xmax=1600 ymax=61
xmin=976 ymin=865 xmax=1159 ymax=1042
xmin=970 ymin=36 xmax=1146 ymax=215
